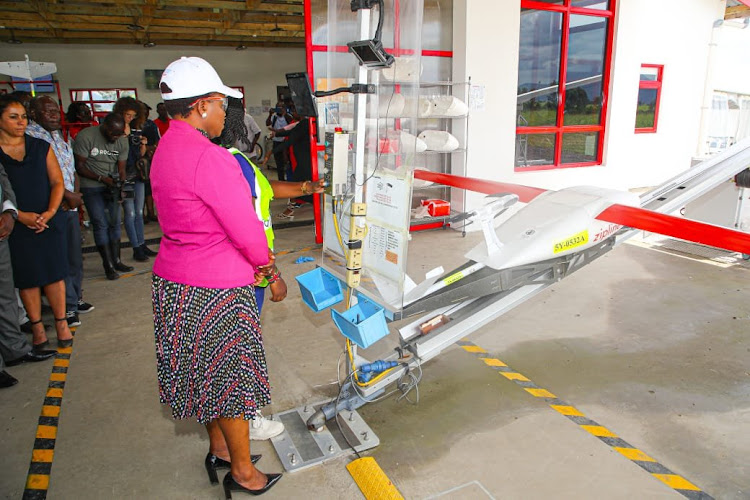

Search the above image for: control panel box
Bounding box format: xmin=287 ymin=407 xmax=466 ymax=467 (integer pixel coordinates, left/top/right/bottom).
xmin=324 ymin=131 xmax=350 ymax=197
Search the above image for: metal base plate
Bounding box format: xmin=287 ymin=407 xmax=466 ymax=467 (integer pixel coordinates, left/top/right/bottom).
xmin=270 ymin=402 xmax=380 ymax=472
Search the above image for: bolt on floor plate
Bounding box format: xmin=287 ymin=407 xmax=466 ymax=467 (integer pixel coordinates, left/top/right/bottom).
xmin=270 ymin=402 xmax=380 ymax=472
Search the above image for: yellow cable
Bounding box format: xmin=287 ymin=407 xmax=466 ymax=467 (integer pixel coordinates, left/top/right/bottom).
xmin=331 ymin=198 xmax=347 ymax=255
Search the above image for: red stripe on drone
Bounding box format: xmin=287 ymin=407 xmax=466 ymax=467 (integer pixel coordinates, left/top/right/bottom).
xmin=413 ymin=170 xmax=547 ymax=204
xmin=600 ymin=204 xmax=750 ymax=255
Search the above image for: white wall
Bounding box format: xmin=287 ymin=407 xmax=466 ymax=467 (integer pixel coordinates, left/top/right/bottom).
xmin=453 ymin=0 xmax=727 ymax=211
xmin=0 ymin=43 xmax=306 ymax=130
xmin=452 ymin=0 xmax=521 ymax=211
xmin=714 ymin=20 xmax=750 ymax=94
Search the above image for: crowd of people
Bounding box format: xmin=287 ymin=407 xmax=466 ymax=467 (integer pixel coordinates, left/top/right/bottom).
xmin=0 ymin=56 xmax=323 ymax=496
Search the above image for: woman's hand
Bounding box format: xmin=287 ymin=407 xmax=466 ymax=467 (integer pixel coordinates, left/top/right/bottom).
xmin=35 ymin=210 xmax=55 ymax=232
xmin=256 ymin=250 xmax=276 ymax=276
xmin=309 ymin=179 xmax=326 ymax=194
xmin=18 ymin=211 xmax=47 ymax=232
xmin=269 ymin=278 xmax=287 ymax=302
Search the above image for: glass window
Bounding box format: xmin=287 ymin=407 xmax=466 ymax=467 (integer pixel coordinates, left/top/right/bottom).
xmin=635 ymin=88 xmax=658 ymax=129
xmin=639 ymin=67 xmax=660 ymax=81
xmin=91 ymin=90 xmax=114 ymax=101
xmin=93 ymin=102 xmax=114 ymax=113
xmin=564 ymin=15 xmax=607 ymax=126
xmin=517 ymin=10 xmax=562 ymax=128
xmin=516 ymin=1 xmax=615 ymax=170
xmin=570 ymin=0 xmax=609 ymax=10
xmin=516 ymin=133 xmax=556 ymax=168
xmin=635 ymin=64 xmax=663 ymax=133
xmin=68 ymin=88 xmax=138 ymax=122
xmin=561 ymin=132 xmax=599 ymax=163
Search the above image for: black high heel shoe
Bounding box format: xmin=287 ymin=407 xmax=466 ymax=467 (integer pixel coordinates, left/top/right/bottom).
xmin=28 ymin=319 xmax=49 ymax=349
xmin=205 ymin=453 xmax=262 ymax=485
xmin=54 ymin=318 xmax=74 ymax=347
xmin=223 ymin=472 xmax=282 ymax=498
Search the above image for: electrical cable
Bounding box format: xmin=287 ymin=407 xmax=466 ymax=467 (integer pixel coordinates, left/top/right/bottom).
xmin=396 ymin=357 xmax=422 ymax=404
xmin=333 ymin=371 xmax=363 ymax=460
xmin=374 ymin=0 xmax=385 ymax=42
xmin=356 ymin=83 xmax=397 ymax=188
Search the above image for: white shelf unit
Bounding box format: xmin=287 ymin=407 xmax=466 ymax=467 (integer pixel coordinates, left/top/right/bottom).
xmin=410 ymin=80 xmax=470 ymax=229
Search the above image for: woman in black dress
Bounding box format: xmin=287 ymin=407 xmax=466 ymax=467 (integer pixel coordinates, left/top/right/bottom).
xmin=0 ymin=95 xmax=73 ymax=348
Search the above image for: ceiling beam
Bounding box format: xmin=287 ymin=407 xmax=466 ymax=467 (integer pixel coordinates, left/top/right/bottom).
xmin=3 ymin=35 xmax=304 ymax=48
xmin=725 ymin=5 xmax=750 ymax=19
xmin=0 ymin=0 xmax=306 ymax=48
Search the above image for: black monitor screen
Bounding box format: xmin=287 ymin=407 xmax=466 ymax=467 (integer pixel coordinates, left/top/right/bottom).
xmin=286 ymin=72 xmax=318 ymax=119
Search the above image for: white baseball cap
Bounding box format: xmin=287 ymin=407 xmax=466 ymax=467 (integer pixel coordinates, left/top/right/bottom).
xmin=159 ymin=56 xmax=242 ymax=100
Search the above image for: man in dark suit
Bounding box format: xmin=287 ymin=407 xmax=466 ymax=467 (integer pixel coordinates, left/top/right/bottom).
xmin=0 ymin=162 xmax=56 ymax=388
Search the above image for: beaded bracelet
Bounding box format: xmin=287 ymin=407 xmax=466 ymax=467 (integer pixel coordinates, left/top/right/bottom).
xmin=267 ymin=268 xmax=282 ymax=284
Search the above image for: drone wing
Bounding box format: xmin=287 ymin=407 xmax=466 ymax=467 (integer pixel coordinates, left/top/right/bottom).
xmin=0 ymin=58 xmax=57 ymax=80
xmin=414 ymin=170 xmax=546 ymax=203
xmin=599 ymin=204 xmax=750 ymax=255
xmin=415 ymin=169 xmax=750 ymax=256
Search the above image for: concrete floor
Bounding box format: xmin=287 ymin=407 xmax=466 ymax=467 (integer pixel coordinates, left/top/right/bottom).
xmin=1 ymin=220 xmax=749 ymax=499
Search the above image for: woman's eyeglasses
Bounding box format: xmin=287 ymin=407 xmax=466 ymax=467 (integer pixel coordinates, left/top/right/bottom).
xmin=190 ymin=96 xmax=228 ymax=112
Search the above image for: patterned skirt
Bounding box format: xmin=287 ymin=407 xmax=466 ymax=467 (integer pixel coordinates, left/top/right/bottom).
xmin=151 ymin=274 xmax=271 ymax=424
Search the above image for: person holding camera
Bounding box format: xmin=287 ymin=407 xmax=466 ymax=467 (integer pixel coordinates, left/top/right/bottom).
xmin=73 ymin=113 xmax=132 ymax=280
xmin=114 ymin=98 xmax=157 ymax=263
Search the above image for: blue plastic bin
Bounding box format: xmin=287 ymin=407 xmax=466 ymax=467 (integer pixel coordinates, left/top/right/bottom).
xmin=295 ymin=267 xmax=344 ymax=313
xmin=331 ymin=295 xmax=389 ymax=349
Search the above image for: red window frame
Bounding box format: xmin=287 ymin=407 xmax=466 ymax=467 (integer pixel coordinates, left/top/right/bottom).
xmin=69 ymin=88 xmax=138 ymax=121
xmin=634 ymin=64 xmax=663 ymax=134
xmin=516 ymin=0 xmax=617 ymax=172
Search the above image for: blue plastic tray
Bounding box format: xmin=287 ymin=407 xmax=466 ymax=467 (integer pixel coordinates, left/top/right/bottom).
xmin=295 ymin=267 xmax=344 ymax=313
xmin=331 ymin=295 xmax=389 ymax=349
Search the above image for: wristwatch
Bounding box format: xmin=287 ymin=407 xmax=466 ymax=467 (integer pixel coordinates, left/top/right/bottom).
xmin=2 ymin=209 xmax=18 ymax=221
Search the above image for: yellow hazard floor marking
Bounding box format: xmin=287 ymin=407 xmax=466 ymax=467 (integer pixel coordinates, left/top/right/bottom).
xmin=615 ymin=447 xmax=656 ymax=462
xmin=23 ymin=344 xmax=74 ymax=500
xmin=525 ymin=388 xmax=556 ymax=398
xmin=456 ymin=340 xmax=713 ymax=499
xmin=25 ymin=474 xmax=50 ymax=490
xmin=36 ymin=425 xmax=57 ymax=439
xmin=461 ymin=345 xmax=487 ymax=354
xmin=41 ymin=405 xmax=60 ymax=417
xmin=551 ymin=405 xmax=585 ymax=417
xmin=31 ymin=450 xmax=54 ymax=463
xmin=481 ymin=357 xmax=507 ymax=367
xmin=346 ymin=457 xmax=404 ymax=500
xmin=653 ymin=474 xmax=702 ymax=491
xmin=580 ymin=425 xmax=618 ymax=438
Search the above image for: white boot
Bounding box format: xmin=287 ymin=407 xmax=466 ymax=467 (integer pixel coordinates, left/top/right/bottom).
xmin=250 ymin=411 xmax=285 ymax=440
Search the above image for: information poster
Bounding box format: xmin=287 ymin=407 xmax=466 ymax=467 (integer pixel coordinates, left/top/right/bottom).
xmin=365 ymin=172 xmax=410 ymax=225
xmin=364 ymin=224 xmax=404 ymax=281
